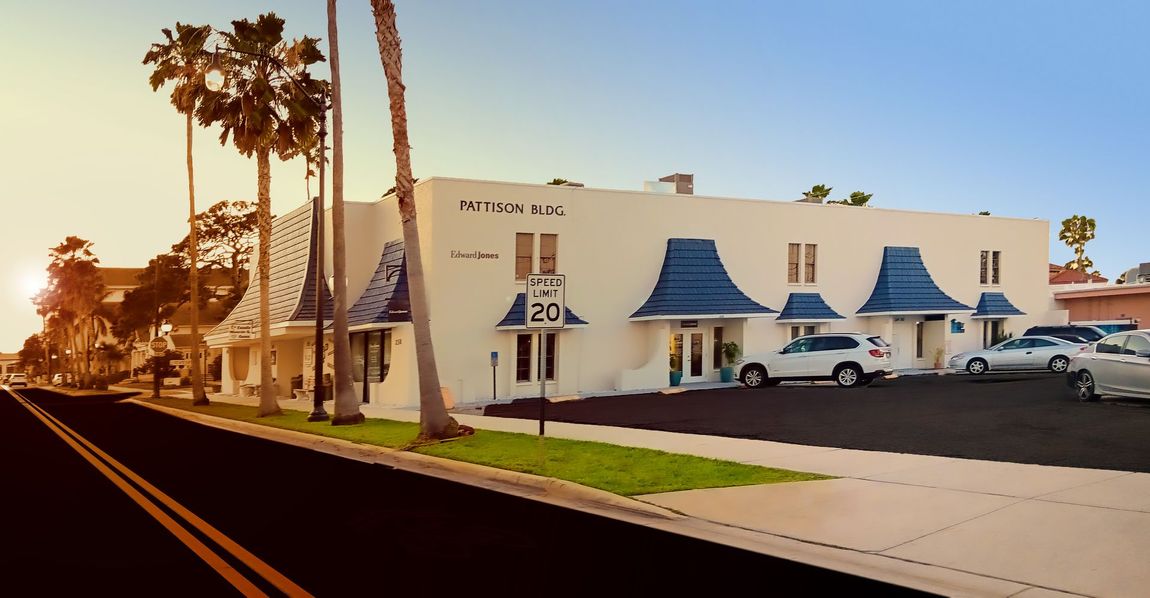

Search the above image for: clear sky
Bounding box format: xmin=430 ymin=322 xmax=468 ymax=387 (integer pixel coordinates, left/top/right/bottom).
xmin=1 ymin=1 xmax=1147 ymax=351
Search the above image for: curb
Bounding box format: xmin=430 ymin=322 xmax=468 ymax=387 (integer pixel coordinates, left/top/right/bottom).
xmin=124 ymin=398 xmax=683 ymax=521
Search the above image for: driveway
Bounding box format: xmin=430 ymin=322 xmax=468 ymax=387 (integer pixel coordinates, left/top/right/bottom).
xmin=484 ymin=372 xmax=1150 ymax=472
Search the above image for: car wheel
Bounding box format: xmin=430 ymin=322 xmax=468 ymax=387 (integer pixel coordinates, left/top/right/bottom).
xmin=742 ymin=365 xmax=768 ymax=388
xmin=834 ymin=364 xmax=862 ymax=388
xmin=1076 ymin=370 xmax=1099 ymax=402
xmin=966 ymin=358 xmax=988 ymax=375
xmin=1049 ymin=355 xmax=1070 ymax=373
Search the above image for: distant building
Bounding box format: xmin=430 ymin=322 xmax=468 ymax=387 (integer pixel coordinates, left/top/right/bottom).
xmin=0 ymin=353 xmax=19 ymax=375
xmin=1049 ymin=263 xmax=1108 ymax=285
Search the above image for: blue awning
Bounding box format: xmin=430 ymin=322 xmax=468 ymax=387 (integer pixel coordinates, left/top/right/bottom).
xmin=971 ymin=292 xmax=1025 ymax=319
xmin=345 ymin=240 xmax=411 ymax=328
xmin=857 ymin=247 xmax=973 ymax=316
xmin=630 ymin=238 xmax=777 ymax=320
xmin=496 ymin=293 xmax=588 ymax=330
xmin=776 ymin=293 xmax=845 ymax=322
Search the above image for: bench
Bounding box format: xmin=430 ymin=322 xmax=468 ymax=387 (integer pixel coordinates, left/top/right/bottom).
xmin=239 ymin=384 xmax=258 ymax=397
xmin=292 ymin=389 xmax=310 ymax=401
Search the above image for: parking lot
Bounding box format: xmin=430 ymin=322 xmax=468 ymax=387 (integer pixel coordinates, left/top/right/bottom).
xmin=485 ymin=372 xmax=1150 ymax=473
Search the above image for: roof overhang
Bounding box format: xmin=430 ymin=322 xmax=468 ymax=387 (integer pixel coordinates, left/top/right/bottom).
xmin=349 ymin=322 xmax=409 ymax=333
xmin=495 ymin=323 xmax=590 ymax=332
xmin=970 ymin=314 xmax=1024 ymax=320
xmin=1054 ymin=285 xmax=1150 ymax=300
xmin=629 ymin=313 xmax=779 ymax=322
xmin=205 ymin=321 xmax=330 ymax=347
xmin=775 ymin=318 xmax=845 ymax=324
xmin=857 ymin=310 xmax=974 ymax=317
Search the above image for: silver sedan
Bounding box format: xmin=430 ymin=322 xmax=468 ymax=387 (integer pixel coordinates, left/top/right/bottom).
xmin=1068 ymin=330 xmax=1150 ymax=401
xmin=949 ymin=336 xmax=1087 ymax=374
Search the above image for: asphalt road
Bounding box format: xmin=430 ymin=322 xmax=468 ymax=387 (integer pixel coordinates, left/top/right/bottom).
xmin=3 ymin=388 xmax=928 ymax=596
xmin=485 ymin=372 xmax=1150 ymax=473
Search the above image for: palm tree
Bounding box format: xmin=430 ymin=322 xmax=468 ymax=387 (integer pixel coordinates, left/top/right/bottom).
xmin=38 ymin=237 xmax=106 ymax=388
xmin=371 ymin=0 xmax=461 ymax=440
xmin=328 ymin=0 xmax=363 ymax=426
xmin=144 ymin=22 xmax=213 ymax=405
xmin=1059 ymin=214 xmax=1098 ymax=274
xmin=196 ymin=13 xmax=327 ymax=417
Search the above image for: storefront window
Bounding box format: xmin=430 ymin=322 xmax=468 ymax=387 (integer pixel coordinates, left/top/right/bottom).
xmin=351 ymin=334 xmax=365 ymax=383
xmin=545 ymin=333 xmax=557 ymax=381
xmin=516 ymin=233 xmax=533 ymax=281
xmin=712 ymin=327 xmax=724 ymax=370
xmin=366 ymin=331 xmax=383 ymax=382
xmin=540 ymin=234 xmax=558 ymax=274
xmin=351 ymin=330 xmax=392 ymax=384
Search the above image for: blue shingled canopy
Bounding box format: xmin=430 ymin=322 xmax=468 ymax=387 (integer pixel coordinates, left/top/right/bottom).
xmin=496 ymin=293 xmax=588 ymax=330
xmin=776 ymin=293 xmax=845 ymax=322
xmin=630 ymin=238 xmax=777 ymax=320
xmin=971 ymin=292 xmax=1025 ymax=319
xmin=857 ymin=246 xmax=973 ymax=315
xmin=345 ymin=240 xmax=411 ymax=328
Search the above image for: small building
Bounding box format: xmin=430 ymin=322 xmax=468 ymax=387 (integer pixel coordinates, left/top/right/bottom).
xmin=0 ymin=353 xmax=19 ymax=376
xmin=207 ymin=176 xmax=1063 ymax=408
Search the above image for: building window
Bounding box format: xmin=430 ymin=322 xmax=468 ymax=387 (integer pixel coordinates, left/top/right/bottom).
xmin=804 ymin=244 xmax=817 ymax=284
xmin=981 ymin=250 xmax=1002 ymax=285
xmin=788 ymin=243 xmax=800 ymax=283
xmin=516 ymin=332 xmax=557 ymax=382
xmin=915 ymin=322 xmax=924 ymax=358
xmin=712 ymin=326 xmax=724 ymax=370
xmin=788 ymin=243 xmax=818 ymax=284
xmin=516 ymin=334 xmax=532 ymax=382
xmin=790 ymin=325 xmax=817 ymax=340
xmin=540 ymin=234 xmax=558 ymax=274
xmin=515 ymin=233 xmax=533 ymax=281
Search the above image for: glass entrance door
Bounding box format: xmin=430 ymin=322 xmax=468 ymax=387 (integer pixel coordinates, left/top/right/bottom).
xmin=671 ymin=330 xmax=708 ymax=383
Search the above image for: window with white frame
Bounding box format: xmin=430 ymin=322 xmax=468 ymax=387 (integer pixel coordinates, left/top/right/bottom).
xmin=515 ymin=332 xmax=557 ymax=383
xmin=788 ymin=243 xmax=818 ymax=284
xmin=515 ymin=232 xmax=560 ymax=280
xmin=980 ymin=250 xmax=1002 ymax=285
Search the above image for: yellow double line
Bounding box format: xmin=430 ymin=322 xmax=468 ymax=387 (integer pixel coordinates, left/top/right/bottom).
xmin=7 ymin=388 xmax=311 ymax=597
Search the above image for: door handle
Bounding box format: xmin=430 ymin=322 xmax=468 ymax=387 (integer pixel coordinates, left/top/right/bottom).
xmin=1025 ymin=352 xmax=1033 ymax=355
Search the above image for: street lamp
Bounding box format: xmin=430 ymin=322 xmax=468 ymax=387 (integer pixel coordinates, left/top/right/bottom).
xmin=205 ymin=44 xmax=330 ymax=422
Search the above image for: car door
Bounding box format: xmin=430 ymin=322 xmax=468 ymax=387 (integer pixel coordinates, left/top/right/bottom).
xmin=991 ymin=339 xmax=1032 ymax=369
xmin=1114 ymin=334 xmax=1150 ymax=397
xmin=1089 ymin=335 xmax=1128 ymax=394
xmin=812 ymin=336 xmax=858 ymax=377
xmin=770 ymin=338 xmax=815 ymax=377
xmin=1026 ymin=338 xmax=1063 ymax=368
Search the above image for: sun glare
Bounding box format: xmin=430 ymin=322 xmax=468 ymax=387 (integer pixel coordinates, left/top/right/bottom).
xmin=22 ymin=272 xmax=47 ymax=298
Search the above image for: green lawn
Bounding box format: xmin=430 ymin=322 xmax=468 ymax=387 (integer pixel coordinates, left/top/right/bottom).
xmin=146 ymin=398 xmax=829 ymax=496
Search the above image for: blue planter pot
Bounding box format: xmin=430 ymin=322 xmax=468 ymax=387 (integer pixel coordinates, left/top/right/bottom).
xmin=669 ymin=371 xmax=683 ymax=386
xmin=720 ymin=366 xmax=734 ymax=383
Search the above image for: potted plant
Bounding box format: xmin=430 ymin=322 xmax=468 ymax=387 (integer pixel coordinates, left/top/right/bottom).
xmin=720 ymin=341 xmax=741 ymax=383
xmin=669 ymin=353 xmax=683 ymax=387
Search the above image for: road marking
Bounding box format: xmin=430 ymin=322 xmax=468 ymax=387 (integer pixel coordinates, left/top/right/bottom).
xmin=7 ymin=389 xmax=313 ymax=597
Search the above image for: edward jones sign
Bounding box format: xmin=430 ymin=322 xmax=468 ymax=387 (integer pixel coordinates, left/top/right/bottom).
xmin=459 ymin=200 xmax=565 ymax=216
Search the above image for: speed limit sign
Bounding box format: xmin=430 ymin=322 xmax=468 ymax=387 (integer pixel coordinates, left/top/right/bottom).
xmin=525 ymin=274 xmax=565 ymax=329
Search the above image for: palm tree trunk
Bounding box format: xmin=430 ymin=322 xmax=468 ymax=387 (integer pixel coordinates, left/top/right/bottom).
xmin=329 ymin=0 xmax=362 ymax=426
xmin=256 ymin=146 xmax=281 ymax=417
xmin=371 ymin=0 xmax=458 ymax=440
xmin=186 ymin=111 xmax=208 ymax=406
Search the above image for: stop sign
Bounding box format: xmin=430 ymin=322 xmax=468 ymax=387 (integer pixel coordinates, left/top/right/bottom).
xmin=150 ymin=337 xmax=168 ymax=355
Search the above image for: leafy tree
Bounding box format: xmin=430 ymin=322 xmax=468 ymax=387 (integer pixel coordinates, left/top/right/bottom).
xmin=372 ymin=0 xmax=462 ymax=440
xmin=17 ymin=334 xmax=45 ymax=376
xmin=113 ymin=254 xmax=195 ymax=344
xmin=828 ymin=191 xmax=873 ymax=206
xmin=196 ymin=12 xmax=327 ymax=417
xmin=547 ymin=178 xmax=569 ymax=185
xmin=802 ymin=184 xmax=832 ymax=202
xmin=144 ymin=21 xmax=214 ymax=405
xmin=35 ymin=237 xmax=107 ymax=388
xmin=1059 ymin=214 xmax=1099 ymax=275
xmin=328 ymin=0 xmax=364 ymax=426
xmin=171 ymin=199 xmax=258 ymax=310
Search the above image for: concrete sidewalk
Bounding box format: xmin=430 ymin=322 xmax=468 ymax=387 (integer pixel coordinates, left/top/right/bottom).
xmin=128 ymin=387 xmax=1139 ymax=596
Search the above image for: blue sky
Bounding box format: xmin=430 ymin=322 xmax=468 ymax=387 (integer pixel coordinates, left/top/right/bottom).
xmin=1 ymin=1 xmax=1146 ymax=350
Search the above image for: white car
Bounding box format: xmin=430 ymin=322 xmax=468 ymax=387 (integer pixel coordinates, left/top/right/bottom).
xmin=948 ymin=336 xmax=1086 ymax=374
xmin=7 ymin=373 xmax=28 ymax=388
xmin=737 ymin=333 xmax=892 ymax=388
xmin=1068 ymin=330 xmax=1150 ymax=401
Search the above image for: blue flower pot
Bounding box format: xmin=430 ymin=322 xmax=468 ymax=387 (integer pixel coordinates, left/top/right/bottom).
xmin=720 ymin=367 xmax=734 ymax=383
xmin=669 ymin=371 xmax=683 ymax=386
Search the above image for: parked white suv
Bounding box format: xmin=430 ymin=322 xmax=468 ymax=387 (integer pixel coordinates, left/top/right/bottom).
xmin=737 ymin=333 xmax=893 ymax=388
xmin=7 ymin=373 xmax=28 ymax=388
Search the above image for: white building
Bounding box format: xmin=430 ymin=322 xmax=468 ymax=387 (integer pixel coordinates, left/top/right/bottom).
xmin=206 ymin=176 xmax=1062 ymax=408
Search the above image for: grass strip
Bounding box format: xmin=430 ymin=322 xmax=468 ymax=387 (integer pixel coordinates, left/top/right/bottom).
xmin=146 ymin=397 xmax=830 ymax=496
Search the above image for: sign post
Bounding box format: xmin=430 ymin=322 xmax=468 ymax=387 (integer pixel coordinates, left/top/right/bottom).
xmin=490 ymin=351 xmax=498 ymax=403
xmin=526 ymin=273 xmax=566 ymax=436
